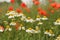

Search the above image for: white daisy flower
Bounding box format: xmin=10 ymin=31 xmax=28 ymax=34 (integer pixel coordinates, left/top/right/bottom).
xmin=5 ymin=28 xmax=12 ymax=31
xmin=44 ymin=30 xmax=49 ymax=35
xmin=34 ymin=30 xmax=40 ymax=33
xmin=6 ymin=11 xmax=17 ymax=19
xmin=54 ymin=18 xmax=60 ymax=25
xmin=26 ymin=28 xmax=35 ymax=33
xmin=6 ymin=11 xmax=16 ymax=16
xmin=48 ymin=33 xmax=55 ymax=36
xmin=36 ymin=18 xmax=41 ymax=21
xmin=16 ymin=13 xmax=24 ymax=17
xmin=56 ymin=35 xmax=60 ymax=40
xmin=18 ymin=24 xmax=25 ymax=30
xmin=34 ymin=26 xmax=40 ymax=33
xmin=41 ymin=16 xmax=48 ymax=20
xmin=21 ymin=15 xmax=26 ymax=21
xmin=19 ymin=26 xmax=25 ymax=30
xmin=5 ymin=25 xmax=12 ymax=31
xmin=0 ymin=30 xmax=4 ymax=32
xmin=22 ymin=27 xmax=25 ymax=30
xmin=48 ymin=30 xmax=55 ymax=36
xmin=8 ymin=28 xmax=12 ymax=31
xmin=8 ymin=15 xmax=15 ymax=18
xmin=37 ymin=22 xmax=43 ymax=25
xmin=35 ymin=15 xmax=41 ymax=21
xmin=54 ymin=22 xmax=60 ymax=25
xmin=3 ymin=21 xmax=8 ymax=24
xmin=25 ymin=17 xmax=34 ymax=23
xmin=10 ymin=22 xmax=16 ymax=26
xmin=0 ymin=26 xmax=4 ymax=32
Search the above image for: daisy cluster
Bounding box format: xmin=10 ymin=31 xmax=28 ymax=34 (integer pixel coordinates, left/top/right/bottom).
xmin=0 ymin=10 xmax=60 ymax=37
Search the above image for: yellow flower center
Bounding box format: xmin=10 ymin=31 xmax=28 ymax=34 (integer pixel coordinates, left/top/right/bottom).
xmin=28 ymin=28 xmax=32 ymax=30
xmin=49 ymin=30 xmax=54 ymax=34
xmin=36 ymin=26 xmax=39 ymax=30
xmin=37 ymin=15 xmax=40 ymax=18
xmin=46 ymin=30 xmax=49 ymax=32
xmin=20 ymin=24 xmax=23 ymax=27
xmin=27 ymin=17 xmax=31 ymax=20
xmin=56 ymin=18 xmax=60 ymax=21
xmin=6 ymin=25 xmax=10 ymax=28
xmin=43 ymin=16 xmax=47 ymax=18
xmin=7 ymin=11 xmax=10 ymax=13
xmin=9 ymin=14 xmax=14 ymax=16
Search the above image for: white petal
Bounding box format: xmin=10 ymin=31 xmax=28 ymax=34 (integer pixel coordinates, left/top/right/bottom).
xmin=22 ymin=27 xmax=25 ymax=30
xmin=54 ymin=22 xmax=60 ymax=25
xmin=41 ymin=18 xmax=48 ymax=20
xmin=8 ymin=16 xmax=14 ymax=19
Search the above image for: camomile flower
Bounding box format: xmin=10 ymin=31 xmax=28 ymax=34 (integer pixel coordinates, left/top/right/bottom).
xmin=34 ymin=26 xmax=40 ymax=33
xmin=18 ymin=24 xmax=25 ymax=30
xmin=8 ymin=14 xmax=15 ymax=18
xmin=3 ymin=21 xmax=8 ymax=24
xmin=55 ymin=35 xmax=60 ymax=40
xmin=35 ymin=15 xmax=41 ymax=21
xmin=44 ymin=30 xmax=55 ymax=36
xmin=10 ymin=22 xmax=16 ymax=26
xmin=56 ymin=18 xmax=60 ymax=22
xmin=35 ymin=26 xmax=40 ymax=30
xmin=26 ymin=28 xmax=35 ymax=33
xmin=37 ymin=22 xmax=43 ymax=25
xmin=25 ymin=17 xmax=34 ymax=23
xmin=48 ymin=30 xmax=55 ymax=36
xmin=34 ymin=30 xmax=40 ymax=33
xmin=6 ymin=11 xmax=16 ymax=16
xmin=16 ymin=13 xmax=24 ymax=17
xmin=44 ymin=30 xmax=49 ymax=35
xmin=5 ymin=25 xmax=12 ymax=31
xmin=21 ymin=15 xmax=26 ymax=21
xmin=19 ymin=26 xmax=25 ymax=30
xmin=21 ymin=27 xmax=25 ymax=30
xmin=41 ymin=16 xmax=48 ymax=20
xmin=6 ymin=11 xmax=17 ymax=18
xmin=54 ymin=18 xmax=60 ymax=25
xmin=0 ymin=26 xmax=4 ymax=32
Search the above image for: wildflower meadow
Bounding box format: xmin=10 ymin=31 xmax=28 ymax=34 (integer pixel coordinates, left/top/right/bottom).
xmin=0 ymin=0 xmax=60 ymax=40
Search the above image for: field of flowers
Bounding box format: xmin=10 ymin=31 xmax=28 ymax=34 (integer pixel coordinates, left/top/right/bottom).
xmin=0 ymin=0 xmax=60 ymax=40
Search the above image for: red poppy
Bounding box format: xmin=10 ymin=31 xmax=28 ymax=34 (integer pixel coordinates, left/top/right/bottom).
xmin=8 ymin=6 xmax=13 ymax=11
xmin=16 ymin=8 xmax=22 ymax=13
xmin=11 ymin=0 xmax=14 ymax=4
xmin=50 ymin=10 xmax=54 ymax=14
xmin=55 ymin=4 xmax=60 ymax=9
xmin=20 ymin=2 xmax=27 ymax=8
xmin=57 ymin=4 xmax=60 ymax=8
xmin=39 ymin=10 xmax=48 ymax=16
xmin=34 ymin=1 xmax=40 ymax=5
xmin=50 ymin=2 xmax=57 ymax=8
